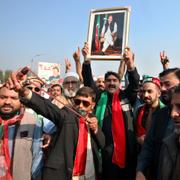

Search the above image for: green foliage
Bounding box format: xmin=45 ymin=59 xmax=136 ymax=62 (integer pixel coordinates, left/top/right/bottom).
xmin=0 ymin=70 xmax=4 ymax=83
xmin=4 ymin=70 xmax=12 ymax=82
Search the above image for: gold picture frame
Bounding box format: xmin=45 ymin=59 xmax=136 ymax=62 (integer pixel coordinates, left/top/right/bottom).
xmin=87 ymin=6 xmax=131 ymax=61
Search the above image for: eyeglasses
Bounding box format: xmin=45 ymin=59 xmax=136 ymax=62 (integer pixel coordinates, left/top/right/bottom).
xmin=27 ymin=86 xmax=41 ymax=92
xmin=74 ymin=99 xmax=91 ymax=108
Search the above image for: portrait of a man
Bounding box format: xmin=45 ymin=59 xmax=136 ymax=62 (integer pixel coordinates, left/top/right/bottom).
xmin=87 ymin=7 xmax=130 ymax=60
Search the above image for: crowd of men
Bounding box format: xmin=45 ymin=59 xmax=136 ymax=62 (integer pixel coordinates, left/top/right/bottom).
xmin=0 ymin=44 xmax=179 ymax=180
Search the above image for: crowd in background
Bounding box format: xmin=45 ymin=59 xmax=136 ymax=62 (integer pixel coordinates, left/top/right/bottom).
xmin=0 ymin=43 xmax=180 ymax=180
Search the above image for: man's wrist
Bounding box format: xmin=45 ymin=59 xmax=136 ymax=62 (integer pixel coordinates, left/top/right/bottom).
xmin=19 ymin=88 xmax=32 ymax=99
xmin=83 ymin=60 xmax=90 ymax=64
xmin=127 ymin=65 xmax=135 ymax=71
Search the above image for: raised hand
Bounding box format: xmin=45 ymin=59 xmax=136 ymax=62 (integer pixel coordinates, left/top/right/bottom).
xmin=86 ymin=116 xmax=98 ymax=134
xmin=6 ymin=70 xmax=24 ymax=91
xmin=160 ymin=50 xmax=169 ymax=70
xmin=123 ymin=47 xmax=135 ymax=71
xmin=5 ymin=68 xmax=31 ymax=98
xmin=41 ymin=133 xmax=52 ymax=149
xmin=81 ymin=42 xmax=89 ymax=60
xmin=65 ymin=58 xmax=72 ymax=73
xmin=73 ymin=47 xmax=81 ymax=63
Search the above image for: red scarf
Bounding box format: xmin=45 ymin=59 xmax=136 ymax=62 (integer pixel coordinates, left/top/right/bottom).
xmin=73 ymin=117 xmax=88 ymax=176
xmin=0 ymin=111 xmax=24 ymax=180
xmin=136 ymin=105 xmax=146 ymax=137
xmin=112 ymin=90 xmax=126 ymax=168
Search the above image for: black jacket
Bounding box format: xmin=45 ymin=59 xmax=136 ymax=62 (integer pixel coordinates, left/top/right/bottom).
xmin=82 ymin=62 xmax=140 ymax=179
xmin=137 ymin=107 xmax=174 ymax=180
xmin=21 ymin=93 xmax=105 ymax=180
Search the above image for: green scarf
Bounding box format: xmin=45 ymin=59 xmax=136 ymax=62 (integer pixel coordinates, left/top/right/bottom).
xmin=0 ymin=124 xmax=4 ymax=139
xmin=95 ymin=92 xmax=108 ymax=128
xmin=159 ymin=100 xmax=165 ymax=109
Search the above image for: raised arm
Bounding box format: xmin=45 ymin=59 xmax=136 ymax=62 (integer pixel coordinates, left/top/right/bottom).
xmin=118 ymin=60 xmax=126 ymax=80
xmin=160 ymin=50 xmax=170 ymax=70
xmin=123 ymin=47 xmax=140 ymax=105
xmin=6 ymin=71 xmax=66 ymax=128
xmin=73 ymin=47 xmax=83 ymax=83
xmin=65 ymin=58 xmax=72 ymax=73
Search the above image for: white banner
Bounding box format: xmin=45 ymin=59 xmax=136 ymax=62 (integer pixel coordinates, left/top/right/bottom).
xmin=37 ymin=62 xmax=61 ymax=84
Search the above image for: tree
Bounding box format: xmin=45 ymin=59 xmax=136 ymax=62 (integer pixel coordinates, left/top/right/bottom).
xmin=4 ymin=70 xmax=12 ymax=82
xmin=0 ymin=70 xmax=4 ymax=83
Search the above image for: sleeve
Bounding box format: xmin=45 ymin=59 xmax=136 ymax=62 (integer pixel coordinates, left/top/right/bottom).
xmin=82 ymin=62 xmax=101 ymax=100
xmin=31 ymin=118 xmax=43 ymax=179
xmin=157 ymin=142 xmax=172 ymax=180
xmin=136 ymin=120 xmax=155 ymax=173
xmin=124 ymin=67 xmax=140 ymax=105
xmin=20 ymin=92 xmax=65 ymax=128
xmin=91 ymin=127 xmax=105 ymax=149
xmin=43 ymin=117 xmax=57 ymax=134
xmin=82 ymin=62 xmax=96 ymax=88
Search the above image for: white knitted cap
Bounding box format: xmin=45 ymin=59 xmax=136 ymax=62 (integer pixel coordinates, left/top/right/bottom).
xmin=64 ymin=72 xmax=79 ymax=80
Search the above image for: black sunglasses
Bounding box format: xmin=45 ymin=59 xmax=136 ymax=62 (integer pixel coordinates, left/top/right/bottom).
xmin=74 ymin=99 xmax=91 ymax=108
xmin=27 ymin=86 xmax=41 ymax=92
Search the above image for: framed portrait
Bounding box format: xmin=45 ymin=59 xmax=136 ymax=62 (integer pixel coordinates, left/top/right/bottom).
xmin=87 ymin=7 xmax=131 ymax=60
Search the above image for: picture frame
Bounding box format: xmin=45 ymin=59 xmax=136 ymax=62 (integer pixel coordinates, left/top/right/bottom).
xmin=87 ymin=7 xmax=131 ymax=61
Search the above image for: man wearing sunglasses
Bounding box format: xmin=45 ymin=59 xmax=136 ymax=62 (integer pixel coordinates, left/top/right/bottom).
xmin=82 ymin=43 xmax=140 ymax=180
xmin=6 ymin=73 xmax=105 ymax=180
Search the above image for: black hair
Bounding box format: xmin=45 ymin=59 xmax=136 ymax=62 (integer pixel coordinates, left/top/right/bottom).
xmin=174 ymin=84 xmax=180 ymax=94
xmin=104 ymin=71 xmax=120 ymax=82
xmin=50 ymin=84 xmax=63 ymax=93
xmin=75 ymin=86 xmax=96 ymax=102
xmin=159 ymin=68 xmax=180 ymax=80
xmin=51 ymin=83 xmax=62 ymax=89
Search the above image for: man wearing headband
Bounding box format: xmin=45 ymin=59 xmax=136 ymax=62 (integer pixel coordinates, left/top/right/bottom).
xmin=136 ymin=68 xmax=180 ymax=180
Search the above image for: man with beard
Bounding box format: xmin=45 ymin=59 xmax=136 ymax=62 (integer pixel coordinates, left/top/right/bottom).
xmin=0 ymin=86 xmax=43 ymax=180
xmin=157 ymin=85 xmax=180 ymax=180
xmin=136 ymin=68 xmax=180 ymax=180
xmin=159 ymin=68 xmax=180 ymax=105
xmin=52 ymin=72 xmax=80 ymax=109
xmin=135 ymin=77 xmax=165 ymax=146
xmin=95 ymin=75 xmax=105 ymax=91
xmin=6 ymin=71 xmax=105 ymax=180
xmin=82 ymin=44 xmax=140 ymax=180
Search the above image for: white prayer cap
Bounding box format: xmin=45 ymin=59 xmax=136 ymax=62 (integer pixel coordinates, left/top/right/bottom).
xmin=64 ymin=72 xmax=79 ymax=81
xmin=97 ymin=75 xmax=104 ymax=80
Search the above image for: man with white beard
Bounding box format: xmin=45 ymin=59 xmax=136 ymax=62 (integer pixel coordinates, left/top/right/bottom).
xmin=53 ymin=72 xmax=81 ymax=109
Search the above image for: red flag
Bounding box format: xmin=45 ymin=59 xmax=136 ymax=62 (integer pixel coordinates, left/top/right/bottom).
xmin=95 ymin=15 xmax=100 ymax=51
